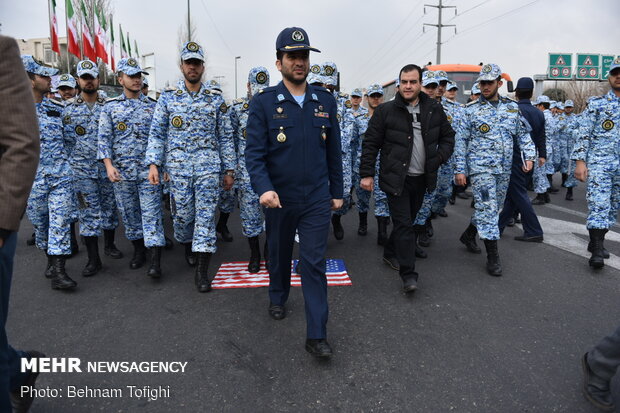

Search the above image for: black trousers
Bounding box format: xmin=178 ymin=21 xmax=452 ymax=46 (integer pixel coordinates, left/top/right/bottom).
xmin=498 ymin=162 xmax=543 ymax=237
xmin=384 ymin=175 xmax=426 ymax=281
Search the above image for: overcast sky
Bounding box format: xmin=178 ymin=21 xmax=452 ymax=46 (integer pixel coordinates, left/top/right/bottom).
xmin=1 ymin=0 xmax=618 ymax=100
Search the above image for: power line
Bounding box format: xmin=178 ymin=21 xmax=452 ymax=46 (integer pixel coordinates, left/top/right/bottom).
xmin=447 ymin=0 xmax=493 ymax=22
xmin=444 ymin=0 xmax=541 ymax=43
xmin=198 ymin=0 xmax=234 ymax=56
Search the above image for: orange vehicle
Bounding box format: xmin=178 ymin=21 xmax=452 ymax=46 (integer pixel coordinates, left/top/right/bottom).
xmin=382 ymin=63 xmax=514 ymax=104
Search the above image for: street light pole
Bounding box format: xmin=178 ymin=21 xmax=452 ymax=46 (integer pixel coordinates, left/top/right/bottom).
xmin=235 ymin=56 xmax=241 ymax=99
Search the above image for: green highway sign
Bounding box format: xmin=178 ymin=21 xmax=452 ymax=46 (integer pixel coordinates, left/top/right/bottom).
xmin=576 ymin=53 xmax=601 ymax=79
xmin=601 ymin=55 xmax=618 ymax=78
xmin=548 ymin=53 xmax=572 ymax=79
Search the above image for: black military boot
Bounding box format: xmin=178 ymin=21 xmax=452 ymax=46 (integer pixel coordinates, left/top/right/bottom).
xmin=195 ymin=252 xmax=212 ymax=293
xmin=216 ymin=213 xmax=233 ymax=242
xmin=247 ymin=236 xmax=261 ymax=273
xmin=50 ymin=256 xmax=77 ymax=290
xmin=82 ymin=236 xmax=102 ymax=277
xmin=182 ymin=242 xmax=197 ymax=267
xmin=547 ymin=174 xmax=559 ymax=193
xmin=332 ymin=214 xmax=344 ymax=240
xmin=483 ymin=239 xmax=502 ymax=276
xmin=103 ymin=229 xmax=123 ymax=259
xmin=129 ymin=238 xmax=147 ymax=269
xmin=459 ymin=223 xmax=481 ymax=253
xmin=565 ymin=187 xmax=574 ymax=201
xmin=561 ymin=173 xmax=568 ymax=187
xmin=377 ymin=216 xmax=389 ymax=246
xmin=146 ymin=247 xmax=162 ymax=278
xmin=357 ymin=212 xmax=368 ymax=236
xmin=26 ymin=232 xmax=36 ymax=246
xmin=69 ymin=222 xmax=79 ymax=257
xmin=44 ymin=253 xmax=54 ymax=279
xmin=449 ymin=187 xmax=456 ymax=205
xmin=531 ymin=193 xmax=546 ymax=205
xmin=544 ymin=192 xmax=551 ymax=203
xmin=588 ymin=229 xmax=607 ymax=269
xmin=588 ymin=238 xmax=610 ymax=259
xmin=263 ymin=239 xmax=269 ymax=271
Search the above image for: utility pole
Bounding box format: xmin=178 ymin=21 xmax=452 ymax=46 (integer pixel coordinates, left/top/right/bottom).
xmin=187 ymin=0 xmax=191 ymax=42
xmin=234 ymin=56 xmax=241 ymax=98
xmin=423 ymin=0 xmax=456 ymax=65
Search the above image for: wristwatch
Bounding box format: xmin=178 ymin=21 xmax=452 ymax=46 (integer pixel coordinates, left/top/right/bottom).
xmin=225 ymin=170 xmax=235 ymax=178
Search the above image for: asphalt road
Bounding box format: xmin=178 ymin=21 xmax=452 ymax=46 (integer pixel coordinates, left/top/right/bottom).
xmin=7 ymin=182 xmax=620 ymax=412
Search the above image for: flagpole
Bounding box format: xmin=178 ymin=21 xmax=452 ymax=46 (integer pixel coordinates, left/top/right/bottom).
xmin=47 ymin=0 xmax=54 ymax=68
xmin=64 ymin=0 xmax=70 ymax=73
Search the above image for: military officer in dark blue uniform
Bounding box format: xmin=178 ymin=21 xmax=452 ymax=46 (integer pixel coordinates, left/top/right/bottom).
xmin=245 ymin=27 xmax=343 ymax=358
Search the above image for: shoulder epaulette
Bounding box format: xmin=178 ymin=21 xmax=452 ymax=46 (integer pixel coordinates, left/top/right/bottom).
xmin=164 ymin=86 xmax=178 ymax=92
xmin=148 ymin=96 xmax=157 ymax=102
xmin=232 ymin=98 xmax=244 ymax=105
xmin=105 ymin=96 xmax=123 ymax=103
xmin=49 ymin=98 xmax=65 ymax=107
xmin=501 ymin=96 xmax=517 ymax=104
xmin=258 ymin=86 xmax=277 ymax=94
xmin=354 ymin=112 xmax=367 ymax=119
xmin=465 ymin=100 xmax=479 ymax=107
xmin=338 ymin=92 xmax=349 ymax=98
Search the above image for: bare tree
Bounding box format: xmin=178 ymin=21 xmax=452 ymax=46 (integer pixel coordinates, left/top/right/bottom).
xmin=559 ymin=80 xmax=610 ymax=112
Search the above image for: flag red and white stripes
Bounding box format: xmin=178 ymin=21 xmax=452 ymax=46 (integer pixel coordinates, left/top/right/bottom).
xmin=212 ymin=259 xmax=352 ymax=289
xmin=66 ymin=0 xmax=80 ymax=58
xmin=49 ymin=0 xmax=60 ymax=54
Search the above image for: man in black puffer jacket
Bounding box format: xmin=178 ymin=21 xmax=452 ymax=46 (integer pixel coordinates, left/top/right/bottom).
xmin=360 ymin=64 xmax=455 ymax=293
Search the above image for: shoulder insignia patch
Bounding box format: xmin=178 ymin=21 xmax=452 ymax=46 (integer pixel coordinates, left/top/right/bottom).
xmin=63 ymin=115 xmax=71 ymax=125
xmin=220 ymin=102 xmax=228 ymax=113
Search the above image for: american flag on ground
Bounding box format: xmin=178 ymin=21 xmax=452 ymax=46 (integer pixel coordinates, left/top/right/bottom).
xmin=212 ymin=259 xmax=352 ymax=289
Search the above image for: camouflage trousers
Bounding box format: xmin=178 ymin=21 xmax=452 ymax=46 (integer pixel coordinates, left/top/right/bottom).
xmin=238 ymin=180 xmax=264 ymax=238
xmin=218 ymin=179 xmax=236 ymax=214
xmin=544 ymin=140 xmax=555 ymax=175
xmin=112 ymin=179 xmax=165 ymax=247
xmin=470 ymin=172 xmax=510 ymax=240
xmin=333 ymin=153 xmax=353 ymax=217
xmin=414 ymin=190 xmax=435 ymax=226
xmin=169 ymin=173 xmax=219 ymax=253
xmin=533 ymin=159 xmax=550 ymax=193
xmin=557 ymin=140 xmax=569 ymax=174
xmin=26 ymin=174 xmax=74 ymax=255
xmin=564 ymin=159 xmax=579 ymax=189
xmin=586 ymin=167 xmax=620 ymax=230
xmin=353 ymin=170 xmax=389 ymax=217
xmin=430 ymin=161 xmax=455 ymax=214
xmin=74 ymin=176 xmax=118 ymax=237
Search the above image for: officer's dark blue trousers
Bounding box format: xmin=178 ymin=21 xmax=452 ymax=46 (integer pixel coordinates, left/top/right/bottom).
xmin=498 ymin=162 xmax=543 ymax=237
xmin=265 ymin=198 xmax=331 ymax=339
xmin=0 ymin=232 xmax=29 ymax=411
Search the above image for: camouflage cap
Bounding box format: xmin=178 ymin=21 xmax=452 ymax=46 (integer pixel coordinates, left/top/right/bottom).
xmin=207 ymin=79 xmax=222 ymax=92
xmin=609 ymin=56 xmax=620 ymax=74
xmin=307 ymin=73 xmax=324 ymax=86
xmin=56 ymin=73 xmax=76 ymax=88
xmin=248 ymin=66 xmax=270 ymax=95
xmin=477 ymin=63 xmax=502 ymax=82
xmin=350 ymin=88 xmax=363 ymax=97
xmin=181 ymin=41 xmax=205 ymax=62
xmin=471 ymin=82 xmax=481 ymax=95
xmin=422 ymin=71 xmax=439 ymax=87
xmin=564 ymin=100 xmax=574 ymax=107
xmin=321 ymin=61 xmax=338 ymax=84
xmin=534 ymin=95 xmax=550 ymax=105
xmin=446 ymin=81 xmax=459 ymax=91
xmin=117 ymin=57 xmax=148 ymax=76
xmin=76 ymin=59 xmax=99 ymax=77
xmin=366 ymin=83 xmax=384 ymax=96
xmin=21 ymin=55 xmax=58 ymax=77
xmin=435 ymin=70 xmax=449 ymax=82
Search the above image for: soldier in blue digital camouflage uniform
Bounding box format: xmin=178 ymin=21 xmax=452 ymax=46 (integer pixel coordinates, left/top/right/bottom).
xmin=147 ymin=42 xmax=236 ymax=292
xmin=98 ymin=57 xmax=165 ymax=278
xmin=22 ymin=55 xmax=77 ymax=290
xmin=351 ymin=83 xmax=392 ymax=244
xmin=564 ymin=100 xmax=582 ymax=200
xmin=322 ymin=61 xmax=354 ymax=240
xmin=454 ymin=63 xmax=535 ymax=276
xmin=413 ymin=70 xmax=441 ymax=248
xmin=531 ymin=95 xmax=554 ymax=204
xmin=56 ymin=73 xmax=77 ymax=102
xmin=63 ymin=59 xmax=122 ymax=277
xmin=208 ymin=78 xmax=236 ymax=243
xmin=572 ymin=58 xmax=620 ymax=269
xmin=229 ymin=66 xmax=270 ymax=273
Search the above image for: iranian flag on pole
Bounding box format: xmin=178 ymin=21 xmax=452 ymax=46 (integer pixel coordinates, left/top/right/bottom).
xmin=120 ymin=26 xmax=128 ymax=59
xmin=81 ymin=0 xmax=96 ymax=62
xmin=49 ymin=0 xmax=60 ymax=53
xmin=108 ymin=14 xmax=115 ymax=71
xmin=94 ymin=5 xmax=108 ymax=62
xmin=66 ymin=0 xmax=80 ymax=58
